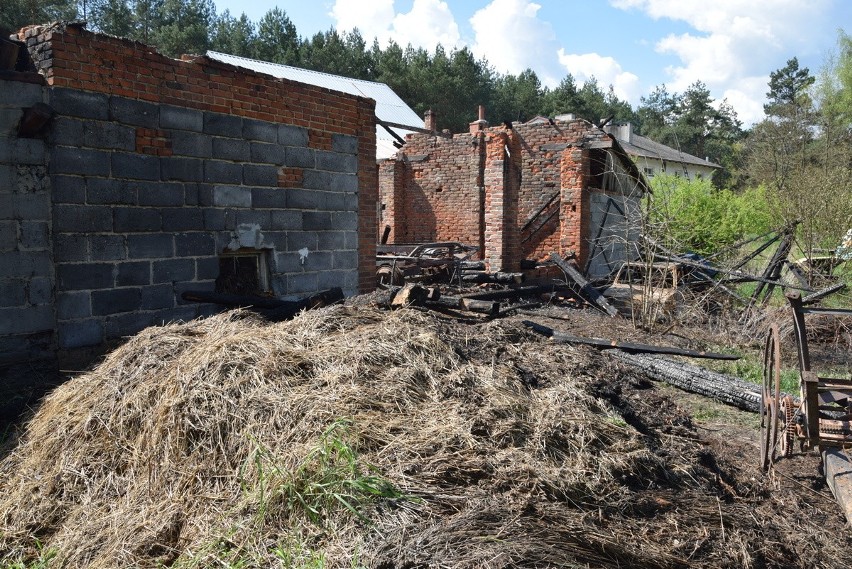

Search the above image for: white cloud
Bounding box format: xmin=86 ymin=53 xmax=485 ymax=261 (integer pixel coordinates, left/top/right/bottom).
xmin=609 ymin=0 xmax=831 ymax=100
xmin=469 ymin=0 xmax=562 ymax=85
xmin=330 ymin=0 xmax=461 ymax=51
xmin=557 ymin=50 xmax=641 ymax=103
xmin=721 ymin=76 xmax=770 ymax=126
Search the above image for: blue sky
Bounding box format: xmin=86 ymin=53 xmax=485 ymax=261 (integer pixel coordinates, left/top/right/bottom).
xmin=213 ymin=0 xmax=851 ymax=126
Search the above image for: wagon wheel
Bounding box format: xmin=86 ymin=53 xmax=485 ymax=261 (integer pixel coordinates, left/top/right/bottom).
xmin=760 ymin=324 xmax=783 ymax=470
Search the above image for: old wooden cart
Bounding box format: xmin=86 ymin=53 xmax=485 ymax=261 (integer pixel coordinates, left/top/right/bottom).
xmin=760 ymin=291 xmax=852 ymax=520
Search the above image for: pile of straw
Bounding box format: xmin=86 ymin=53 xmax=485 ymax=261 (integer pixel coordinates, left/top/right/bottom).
xmin=0 ymin=306 xmax=845 ymax=567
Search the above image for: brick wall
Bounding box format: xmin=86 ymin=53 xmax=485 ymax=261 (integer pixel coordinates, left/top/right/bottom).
xmin=0 ymin=22 xmax=377 ymax=359
xmin=378 ymin=117 xmax=615 ymax=270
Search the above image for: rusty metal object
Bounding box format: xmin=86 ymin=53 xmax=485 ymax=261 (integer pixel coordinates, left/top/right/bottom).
xmin=376 ymin=242 xmax=478 ymax=286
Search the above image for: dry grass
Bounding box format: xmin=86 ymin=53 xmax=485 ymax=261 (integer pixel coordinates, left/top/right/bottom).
xmin=1 ymin=305 xmax=851 ymax=568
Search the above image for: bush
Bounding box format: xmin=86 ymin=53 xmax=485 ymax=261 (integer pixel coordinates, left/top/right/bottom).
xmin=647 ymin=174 xmax=771 ymax=255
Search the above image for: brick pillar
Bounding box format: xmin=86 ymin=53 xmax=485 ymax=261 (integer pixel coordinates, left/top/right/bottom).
xmin=483 ymin=131 xmax=516 ymax=271
xmin=559 ymin=147 xmax=590 ymax=264
xmin=424 ymin=109 xmax=437 ymax=131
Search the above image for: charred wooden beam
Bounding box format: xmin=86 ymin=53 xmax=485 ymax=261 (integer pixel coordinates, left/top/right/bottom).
xmin=802 ymin=282 xmax=847 ymax=306
xmin=523 ymin=320 xmax=740 ymax=360
xmin=550 ymin=252 xmax=619 ymax=317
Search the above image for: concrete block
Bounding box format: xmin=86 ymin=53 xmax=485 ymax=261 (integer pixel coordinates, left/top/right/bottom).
xmin=250 ymin=142 xmax=282 ymax=164
xmin=205 ymin=161 xmax=242 ymax=184
xmin=53 ymin=205 xmax=113 ymax=232
xmin=153 ymin=258 xmax=195 ymax=283
xmin=251 ymin=187 xmax=286 ymax=208
xmin=287 ymin=231 xmax=318 ymax=252
xmin=115 ymin=261 xmax=150 ymax=286
xmin=204 ymin=113 xmax=242 ymax=136
xmin=325 ymin=191 xmax=348 ymax=212
xmin=57 ymin=319 xmax=104 ymax=349
xmin=161 ymin=157 xmax=204 ymax=182
xmin=235 ymin=209 xmax=270 ymax=228
xmin=318 ymin=231 xmax=346 ymax=250
xmin=0 ymin=165 xmax=12 ymax=192
xmin=0 ymin=251 xmax=53 ymax=279
xmin=56 ymin=291 xmax=91 ymax=319
xmin=285 ymin=147 xmax=315 ymax=168
xmin=20 ymin=221 xmax=49 ymax=249
xmin=27 ymin=276 xmax=52 ymax=304
xmin=0 ymin=220 xmax=16 ymax=251
xmin=278 ymin=124 xmax=308 ymax=146
xmin=169 ymin=130 xmax=212 ymax=158
xmin=50 ymin=117 xmax=83 ymax=145
xmin=0 ymin=305 xmax=54 ymax=334
xmin=303 ymin=211 xmax=332 ymax=231
xmin=91 ymin=287 xmax=141 ymax=315
xmin=83 ymin=122 xmax=136 ymax=151
xmin=286 ymin=272 xmax=318 ymax=295
xmin=104 ymin=311 xmax=153 ymax=339
xmin=203 ymin=209 xmax=235 ymax=231
xmin=114 ymin=207 xmax=161 ymax=232
xmin=141 ymin=283 xmax=174 ymax=310
xmin=270 ymin=210 xmax=301 ymax=231
xmin=344 ymin=192 xmax=358 ymax=211
xmin=54 ymin=234 xmax=88 ymax=262
xmin=0 ymin=108 xmax=22 ymax=136
xmin=261 ymin=230 xmax=286 ymax=251
xmin=127 ymin=233 xmax=174 ymax=259
xmin=109 ymin=96 xmax=159 ymax=128
xmin=243 ymin=119 xmax=278 ymax=143
xmin=243 ymin=164 xmax=278 ymax=186
xmin=213 ymin=185 xmax=251 ymax=207
xmin=51 ymin=175 xmax=86 ymax=204
xmin=152 ymin=304 xmax=198 ymax=323
xmin=56 ymin=262 xmax=114 ymax=291
xmin=90 ymin=234 xmax=126 ymax=261
xmin=137 ymin=181 xmax=184 ymax=207
xmin=52 ymin=147 xmax=110 ymax=177
xmin=316 ymin=151 xmax=357 ymax=174
xmin=318 ymin=269 xmax=347 ymax=290
xmin=333 ymin=249 xmax=358 ymax=270
xmin=111 ymin=152 xmax=160 ymax=181
xmin=341 ymin=270 xmax=358 ymax=292
xmin=161 ymin=208 xmax=204 ymax=231
xmin=195 ymin=184 xmax=214 ymax=207
xmin=0 ymin=80 xmax=42 ymax=106
xmin=50 ymin=88 xmax=109 ymax=120
xmin=303 ymin=170 xmax=358 ymax=193
xmin=285 ymin=188 xmax=326 ymax=210
xmin=175 ymin=233 xmax=215 ymax=257
xmin=0 ymin=193 xmax=48 ymax=221
xmin=9 ymin=138 xmax=46 ymax=165
xmin=0 ymin=280 xmax=27 ymax=307
xmin=212 ymin=138 xmax=250 ymax=161
xmin=87 ymin=177 xmax=137 ymax=205
xmin=331 ymin=133 xmax=358 ymax=155
xmin=196 ymin=257 xmax=219 ymax=280
xmin=302 ymin=250 xmax=333 ymax=271
xmin=344 ymin=231 xmax=358 ymax=249
xmin=333 ymin=211 xmax=359 ymax=232
xmin=160 ymin=105 xmax=203 ymax=132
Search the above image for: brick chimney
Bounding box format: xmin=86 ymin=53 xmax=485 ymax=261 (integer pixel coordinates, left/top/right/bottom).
xmin=424 ymin=109 xmax=437 ymax=132
xmin=469 ymin=105 xmax=488 ymax=134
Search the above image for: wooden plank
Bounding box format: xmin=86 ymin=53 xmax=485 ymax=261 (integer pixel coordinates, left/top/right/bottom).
xmin=822 ymin=449 xmax=852 ymax=525
xmin=522 ymin=320 xmax=740 ymax=360
xmin=377 ymin=119 xmax=453 ymax=139
xmin=549 ymin=252 xmax=620 ymax=318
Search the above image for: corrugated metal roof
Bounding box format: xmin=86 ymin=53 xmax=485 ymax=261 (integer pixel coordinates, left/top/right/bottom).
xmin=206 ymin=51 xmax=422 ymax=159
xmin=619 ymin=133 xmax=721 ymax=170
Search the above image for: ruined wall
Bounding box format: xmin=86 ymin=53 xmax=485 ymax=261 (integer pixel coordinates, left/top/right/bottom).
xmin=377 ymin=118 xmax=613 ymax=270
xmin=0 ymin=23 xmax=377 ymax=359
xmin=0 ymin=76 xmax=53 ymax=362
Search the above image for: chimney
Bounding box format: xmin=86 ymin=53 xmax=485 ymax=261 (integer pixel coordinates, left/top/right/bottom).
xmin=424 ymin=109 xmax=437 ymax=132
xmin=469 ymin=104 xmax=488 ymax=134
xmin=604 ymin=122 xmax=632 ymax=144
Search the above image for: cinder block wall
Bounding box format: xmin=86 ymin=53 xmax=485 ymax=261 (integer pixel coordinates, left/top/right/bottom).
xmin=377 ymin=118 xmax=611 ymax=270
xmin=0 ymin=22 xmax=378 ymax=359
xmin=0 ymin=77 xmax=54 ymax=362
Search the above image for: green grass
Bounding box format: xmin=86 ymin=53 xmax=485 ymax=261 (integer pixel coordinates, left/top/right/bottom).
xmin=0 ymin=539 xmax=57 ymax=569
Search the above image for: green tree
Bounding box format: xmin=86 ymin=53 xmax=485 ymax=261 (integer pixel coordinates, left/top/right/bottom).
xmin=253 ymin=7 xmax=299 ymax=64
xmin=1 ymin=0 xmax=77 ymax=31
xmin=85 ymin=0 xmax=134 ymax=37
xmin=764 ymin=57 xmax=816 ymax=116
xmin=210 ymin=10 xmax=256 ymax=57
xmin=541 ymin=75 xmax=581 ymax=117
xmin=490 ymin=68 xmax=543 ymax=123
xmin=149 ymin=0 xmax=214 ymax=57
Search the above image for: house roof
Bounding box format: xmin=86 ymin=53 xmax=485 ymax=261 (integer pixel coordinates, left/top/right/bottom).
xmin=205 ymin=51 xmax=423 ymax=159
xmin=604 ymin=123 xmax=720 ymax=171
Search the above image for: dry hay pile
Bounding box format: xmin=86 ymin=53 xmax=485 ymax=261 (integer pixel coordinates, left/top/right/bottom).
xmin=0 ymin=305 xmax=843 ymax=568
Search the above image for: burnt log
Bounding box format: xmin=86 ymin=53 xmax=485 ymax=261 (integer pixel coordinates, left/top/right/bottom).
xmin=549 ymin=252 xmax=619 ymax=317
xmin=460 ymin=271 xmax=524 ymax=284
xmin=609 ymin=351 xmax=764 ymax=413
